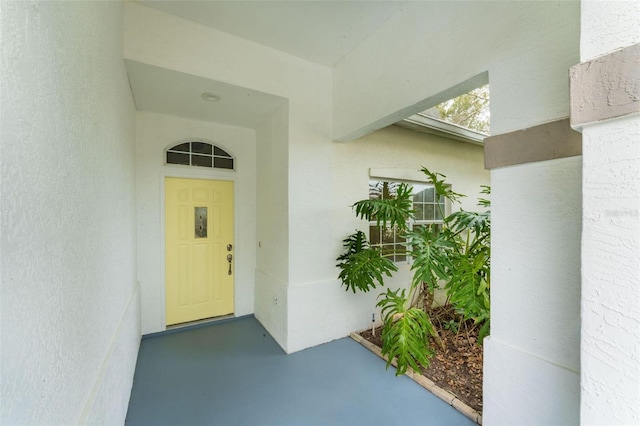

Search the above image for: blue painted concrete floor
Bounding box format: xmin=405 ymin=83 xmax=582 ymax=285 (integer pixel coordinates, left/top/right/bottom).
xmin=126 ymin=316 xmax=474 ymax=426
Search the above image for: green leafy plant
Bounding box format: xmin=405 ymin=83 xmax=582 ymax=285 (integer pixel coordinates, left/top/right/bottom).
xmin=444 ymin=319 xmax=459 ymax=334
xmin=336 ymin=231 xmax=398 ymax=293
xmin=337 ymin=167 xmax=491 ymax=374
xmin=377 ymin=288 xmax=436 ymax=375
xmin=407 ymin=224 xmax=454 ymax=294
xmin=443 ymin=185 xmax=491 ymax=342
xmin=352 ymin=182 xmax=413 ymax=231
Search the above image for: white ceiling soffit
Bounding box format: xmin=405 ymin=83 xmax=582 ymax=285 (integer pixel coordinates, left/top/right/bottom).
xmin=125 ymin=60 xmax=287 ymax=128
xmin=137 ymin=0 xmax=405 ymax=67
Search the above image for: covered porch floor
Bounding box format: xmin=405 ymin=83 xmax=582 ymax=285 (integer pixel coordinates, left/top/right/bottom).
xmin=126 ymin=316 xmax=475 ymax=425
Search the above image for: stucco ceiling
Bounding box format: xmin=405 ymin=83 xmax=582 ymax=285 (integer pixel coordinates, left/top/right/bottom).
xmin=125 ymin=60 xmax=287 ymax=128
xmin=137 ymin=0 xmax=405 ymax=67
xmin=127 ymin=1 xmax=405 ymax=128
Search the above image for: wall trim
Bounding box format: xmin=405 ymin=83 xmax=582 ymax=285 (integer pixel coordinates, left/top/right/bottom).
xmin=369 ymin=167 xmax=433 ymax=183
xmin=77 ymin=282 xmax=141 ymax=424
xmin=484 ymin=119 xmax=582 ymax=169
xmin=570 ymin=43 xmax=640 ymax=129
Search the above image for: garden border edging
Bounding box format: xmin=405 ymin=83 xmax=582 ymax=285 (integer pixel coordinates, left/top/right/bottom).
xmin=349 ymin=332 xmax=482 ymax=425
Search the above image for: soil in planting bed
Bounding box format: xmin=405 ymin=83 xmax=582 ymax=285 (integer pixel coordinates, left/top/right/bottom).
xmin=359 ymin=306 xmax=483 ymax=413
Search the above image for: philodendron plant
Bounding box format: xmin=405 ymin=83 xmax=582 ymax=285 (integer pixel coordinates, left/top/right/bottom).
xmin=336 ymin=167 xmax=490 ymax=375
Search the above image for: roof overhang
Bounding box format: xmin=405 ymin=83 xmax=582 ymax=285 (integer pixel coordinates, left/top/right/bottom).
xmin=395 ymin=114 xmax=487 ymax=146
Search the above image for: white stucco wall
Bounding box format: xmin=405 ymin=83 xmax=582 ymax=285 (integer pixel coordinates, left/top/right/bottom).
xmin=580 ymin=0 xmax=640 ymax=63
xmin=484 ymin=158 xmax=582 ymax=425
xmin=334 ymin=1 xmax=579 ymax=141
xmin=1 ymin=1 xmax=139 ymax=424
xmin=136 ymin=112 xmax=257 ymax=335
xmin=255 ymin=105 xmax=290 ymax=349
xmin=490 ymin=157 xmax=582 ymax=370
xmin=286 ymin=125 xmax=490 ymax=353
xmin=579 ymin=1 xmax=640 ymax=424
xmin=337 ymin=126 xmax=489 ymax=213
xmin=581 ymin=116 xmax=640 ymax=424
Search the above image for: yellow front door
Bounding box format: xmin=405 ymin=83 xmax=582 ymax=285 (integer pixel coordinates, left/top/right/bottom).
xmin=165 ymin=177 xmax=234 ymax=326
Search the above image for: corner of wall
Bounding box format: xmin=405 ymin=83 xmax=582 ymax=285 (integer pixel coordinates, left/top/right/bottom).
xmin=254 ymin=270 xmax=289 ymax=352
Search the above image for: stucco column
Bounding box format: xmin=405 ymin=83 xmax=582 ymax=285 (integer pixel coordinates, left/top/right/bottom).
xmin=572 ymin=2 xmax=640 ymax=424
xmin=483 ymin=119 xmax=583 ymax=425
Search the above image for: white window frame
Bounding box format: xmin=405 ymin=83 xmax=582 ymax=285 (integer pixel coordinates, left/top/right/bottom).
xmin=165 ymin=139 xmax=235 ymax=170
xmin=368 ymin=177 xmax=449 ymax=264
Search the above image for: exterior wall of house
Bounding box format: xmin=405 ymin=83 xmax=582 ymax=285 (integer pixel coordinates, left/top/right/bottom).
xmin=0 ymin=1 xmax=139 ymax=424
xmin=123 ymin=7 xmax=584 ymax=396
xmin=286 ymin=125 xmax=490 ymax=353
xmin=124 ymin=2 xmax=491 ymax=354
xmin=484 ymin=157 xmax=582 ymax=424
xmin=333 ymin=1 xmax=582 ymax=424
xmin=581 ymin=116 xmax=640 ymax=424
xmin=2 ymin=1 xmax=634 ymax=423
xmin=124 ymin=2 xmax=334 ymax=352
xmin=255 ymin=105 xmax=290 ymax=349
xmin=135 ymin=112 xmax=257 ymax=335
xmin=578 ymin=1 xmax=640 ymax=423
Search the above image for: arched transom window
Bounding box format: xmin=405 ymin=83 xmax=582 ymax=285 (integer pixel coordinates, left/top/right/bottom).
xmin=166 ymin=141 xmax=234 ymax=170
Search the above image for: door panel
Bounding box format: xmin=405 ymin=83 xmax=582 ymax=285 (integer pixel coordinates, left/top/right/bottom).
xmin=165 ymin=177 xmax=234 ymax=325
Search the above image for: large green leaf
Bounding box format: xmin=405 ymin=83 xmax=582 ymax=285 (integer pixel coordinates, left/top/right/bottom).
xmin=352 ymin=183 xmax=413 ymax=231
xmin=445 ymin=248 xmax=490 ymax=324
xmin=420 ymin=167 xmax=465 ymax=204
xmin=336 ymin=231 xmax=369 ymax=263
xmin=447 ymin=210 xmax=490 ymax=238
xmin=377 ymin=288 xmax=435 ymax=375
xmin=337 ymin=244 xmax=398 ymax=293
xmin=406 ymin=225 xmax=455 ymax=292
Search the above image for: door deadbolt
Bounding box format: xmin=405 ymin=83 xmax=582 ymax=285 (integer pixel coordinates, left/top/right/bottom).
xmin=227 ymin=244 xmax=233 ymax=251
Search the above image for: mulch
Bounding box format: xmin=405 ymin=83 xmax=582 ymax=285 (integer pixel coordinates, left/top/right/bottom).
xmin=358 ymin=306 xmax=483 ymax=413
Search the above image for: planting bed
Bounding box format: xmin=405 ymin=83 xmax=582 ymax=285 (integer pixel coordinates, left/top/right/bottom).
xmin=359 ymin=306 xmax=483 ymax=413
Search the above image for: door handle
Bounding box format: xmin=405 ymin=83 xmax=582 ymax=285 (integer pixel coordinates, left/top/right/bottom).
xmin=227 ymin=254 xmax=233 ymax=275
